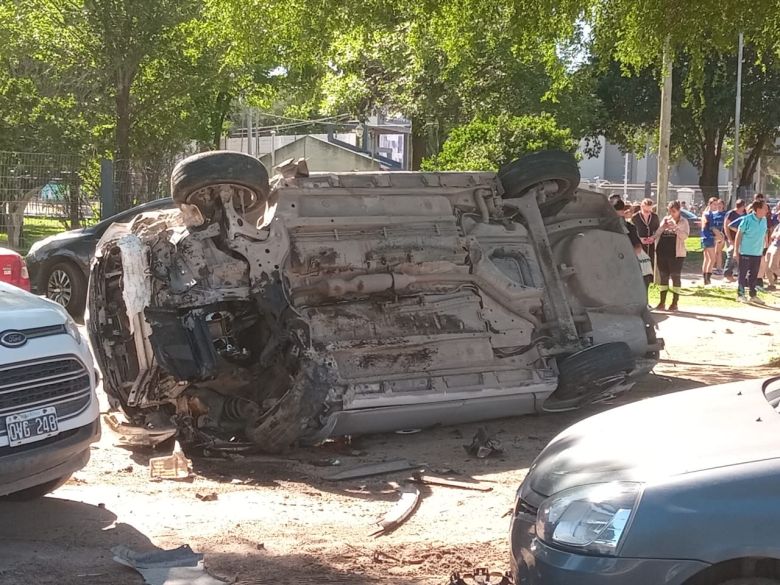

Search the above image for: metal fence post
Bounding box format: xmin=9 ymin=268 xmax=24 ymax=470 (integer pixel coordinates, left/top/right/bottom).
xmin=100 ymin=159 xmax=114 ymax=220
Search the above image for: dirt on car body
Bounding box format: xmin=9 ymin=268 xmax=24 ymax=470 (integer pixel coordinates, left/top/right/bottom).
xmin=87 ymin=150 xmax=660 ymax=452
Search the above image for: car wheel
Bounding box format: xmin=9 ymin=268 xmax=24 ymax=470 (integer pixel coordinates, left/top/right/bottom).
xmin=171 ymin=151 xmax=270 ymax=216
xmin=498 ymin=150 xmax=580 ymax=213
xmin=2 ymin=475 xmax=70 ymax=500
xmin=544 ymin=342 xmax=635 ymax=411
xmin=43 ymin=261 xmax=86 ymax=317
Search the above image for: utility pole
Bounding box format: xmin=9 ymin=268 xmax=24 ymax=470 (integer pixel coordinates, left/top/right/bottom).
xmin=623 ymin=152 xmax=630 ymax=199
xmin=246 ymin=108 xmax=254 ymax=156
xmin=733 ymin=32 xmax=744 ymax=201
xmin=657 ymin=38 xmax=673 ymax=211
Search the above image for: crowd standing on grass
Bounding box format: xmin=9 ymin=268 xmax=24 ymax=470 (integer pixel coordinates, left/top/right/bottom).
xmin=612 ymin=191 xmax=779 ymax=310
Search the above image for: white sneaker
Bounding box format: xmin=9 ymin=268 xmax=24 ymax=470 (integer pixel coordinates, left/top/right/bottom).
xmin=737 ymin=295 xmax=749 ymax=303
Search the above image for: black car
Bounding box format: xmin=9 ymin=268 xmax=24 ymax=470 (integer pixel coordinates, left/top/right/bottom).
xmin=25 ymin=198 xmax=174 ymax=316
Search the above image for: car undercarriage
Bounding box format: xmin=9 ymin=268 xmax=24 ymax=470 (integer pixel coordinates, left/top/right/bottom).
xmin=87 ymin=150 xmax=661 ymax=452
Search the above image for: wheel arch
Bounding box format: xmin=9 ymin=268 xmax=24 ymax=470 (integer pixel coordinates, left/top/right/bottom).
xmin=683 ymin=557 xmax=780 ymax=585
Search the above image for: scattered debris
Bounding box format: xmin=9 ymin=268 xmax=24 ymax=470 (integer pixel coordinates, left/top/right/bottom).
xmin=464 ymin=427 xmax=503 ymax=459
xmin=195 ymin=492 xmax=218 ymax=502
xmin=372 ymin=550 xmax=402 ymax=563
xmin=112 ymin=544 xmax=227 ymax=585
xmin=149 ymin=441 xmax=192 ymax=480
xmin=411 ymin=472 xmax=493 ymax=492
xmin=394 ymin=428 xmax=422 ymax=435
xmin=310 ymin=458 xmax=341 ymax=467
xmin=105 ymin=412 xmax=177 ymax=448
xmin=325 ymin=459 xmax=419 ymax=481
xmin=449 ymin=568 xmax=513 ymax=584
xmin=371 ymin=484 xmax=420 ymax=537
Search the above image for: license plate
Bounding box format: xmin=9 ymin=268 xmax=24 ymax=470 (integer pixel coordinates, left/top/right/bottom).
xmin=6 ymin=407 xmax=59 ymax=446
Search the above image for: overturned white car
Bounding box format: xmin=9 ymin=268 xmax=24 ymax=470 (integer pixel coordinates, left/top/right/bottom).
xmin=87 ymin=150 xmax=660 ymax=452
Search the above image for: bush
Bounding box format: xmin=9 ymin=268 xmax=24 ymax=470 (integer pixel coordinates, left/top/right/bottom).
xmin=422 ymin=113 xmax=576 ymax=171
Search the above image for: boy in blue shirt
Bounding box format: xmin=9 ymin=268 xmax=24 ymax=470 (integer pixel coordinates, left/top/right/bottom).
xmin=734 ymin=200 xmax=769 ymax=303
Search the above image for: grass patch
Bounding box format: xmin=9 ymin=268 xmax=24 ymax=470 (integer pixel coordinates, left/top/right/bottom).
xmin=0 ymin=217 xmax=77 ymax=255
xmin=648 ymin=283 xmax=775 ymax=308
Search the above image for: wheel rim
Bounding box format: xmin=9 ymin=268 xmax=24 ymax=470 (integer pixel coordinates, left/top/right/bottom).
xmin=47 ymin=269 xmax=72 ymax=307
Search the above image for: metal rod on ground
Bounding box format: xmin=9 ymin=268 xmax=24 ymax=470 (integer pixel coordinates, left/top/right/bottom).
xmin=733 ymin=32 xmax=744 ymax=202
xmin=657 ymin=39 xmax=673 ymax=211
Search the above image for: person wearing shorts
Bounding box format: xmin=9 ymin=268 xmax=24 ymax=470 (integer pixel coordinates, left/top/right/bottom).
xmin=734 ymin=200 xmax=769 ymax=303
xmin=653 ymin=200 xmax=690 ymax=312
xmin=701 ymin=197 xmax=720 ymax=285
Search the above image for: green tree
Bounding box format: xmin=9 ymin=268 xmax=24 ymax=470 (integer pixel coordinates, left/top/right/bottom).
xmin=421 ymin=114 xmax=576 ymax=172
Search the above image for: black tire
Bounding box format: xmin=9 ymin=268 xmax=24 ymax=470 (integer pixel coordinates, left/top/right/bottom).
xmin=545 ymin=342 xmax=635 ymax=411
xmin=498 ymin=150 xmax=580 ymax=212
xmin=2 ymin=475 xmax=70 ymax=500
xmin=43 ymin=261 xmax=86 ymax=317
xmin=717 ymin=580 xmax=780 ymax=585
xmin=170 ymin=151 xmax=270 ymax=211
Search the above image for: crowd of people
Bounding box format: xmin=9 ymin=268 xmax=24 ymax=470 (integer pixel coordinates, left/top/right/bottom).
xmin=610 ymin=192 xmax=780 ymax=311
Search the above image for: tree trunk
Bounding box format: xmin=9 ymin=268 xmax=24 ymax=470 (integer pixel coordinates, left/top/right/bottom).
xmin=211 ymin=92 xmax=232 ymax=150
xmin=411 ymin=119 xmax=428 ymax=171
xmin=115 ymin=69 xmax=133 ymax=211
xmin=739 ymin=132 xmax=770 ymax=189
xmin=7 ymin=188 xmax=40 ymax=250
xmin=68 ymin=180 xmax=81 ymax=229
xmin=697 ymin=126 xmax=722 ymax=198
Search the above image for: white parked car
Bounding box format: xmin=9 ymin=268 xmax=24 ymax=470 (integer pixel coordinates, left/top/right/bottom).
xmin=0 ymin=281 xmax=100 ymax=499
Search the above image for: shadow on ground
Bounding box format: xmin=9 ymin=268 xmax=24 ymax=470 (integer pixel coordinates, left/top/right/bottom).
xmin=0 ymin=497 xmax=385 ymax=585
xmin=188 ymin=371 xmax=706 ymax=500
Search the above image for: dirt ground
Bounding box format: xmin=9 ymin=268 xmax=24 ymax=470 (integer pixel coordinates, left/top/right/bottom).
xmin=1 ymin=305 xmax=779 ymax=585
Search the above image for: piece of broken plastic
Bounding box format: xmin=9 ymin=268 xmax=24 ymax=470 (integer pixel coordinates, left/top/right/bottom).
xmin=112 ymin=544 xmax=226 ymax=585
xmin=149 ymin=441 xmax=192 ymax=480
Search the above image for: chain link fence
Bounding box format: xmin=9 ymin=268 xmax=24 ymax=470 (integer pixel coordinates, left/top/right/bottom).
xmin=0 ymin=151 xmax=101 ymax=253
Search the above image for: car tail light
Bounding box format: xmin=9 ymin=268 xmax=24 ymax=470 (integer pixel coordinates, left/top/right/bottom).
xmin=18 ymin=258 xmax=31 ymax=291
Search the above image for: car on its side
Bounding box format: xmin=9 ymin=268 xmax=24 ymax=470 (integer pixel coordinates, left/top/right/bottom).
xmin=25 ymin=198 xmax=174 ymax=316
xmin=0 ymin=281 xmax=100 ymax=499
xmin=510 ymin=377 xmax=780 ymax=585
xmin=87 ymin=150 xmax=662 ymax=453
xmin=0 ymin=247 xmax=31 ymax=291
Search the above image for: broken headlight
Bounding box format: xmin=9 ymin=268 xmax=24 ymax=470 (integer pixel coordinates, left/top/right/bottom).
xmin=64 ymin=313 xmax=82 ymax=345
xmin=536 ymin=482 xmax=642 ymax=556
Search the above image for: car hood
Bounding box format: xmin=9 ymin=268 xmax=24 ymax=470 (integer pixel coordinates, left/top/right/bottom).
xmin=526 ymin=379 xmax=780 ymax=498
xmin=0 ymin=281 xmax=69 ymax=329
xmin=27 ymin=228 xmax=89 ymax=253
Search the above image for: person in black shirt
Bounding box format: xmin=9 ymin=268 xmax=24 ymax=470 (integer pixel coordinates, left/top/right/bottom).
xmin=614 ymin=200 xmax=642 ymax=247
xmin=633 ymin=198 xmax=660 ymax=270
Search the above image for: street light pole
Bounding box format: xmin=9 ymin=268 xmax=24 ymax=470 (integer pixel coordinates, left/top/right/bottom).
xmin=733 ymin=32 xmax=744 ymax=200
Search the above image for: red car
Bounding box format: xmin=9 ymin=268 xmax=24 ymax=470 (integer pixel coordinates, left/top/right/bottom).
xmin=0 ymin=247 xmax=31 ymax=291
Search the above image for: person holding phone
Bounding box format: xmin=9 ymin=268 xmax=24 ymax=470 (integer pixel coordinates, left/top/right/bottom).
xmin=653 ymin=201 xmax=690 ymax=312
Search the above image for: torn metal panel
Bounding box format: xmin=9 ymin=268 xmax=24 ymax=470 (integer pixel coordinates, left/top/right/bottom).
xmin=371 ymin=484 xmax=421 ymax=537
xmin=112 ymin=545 xmax=226 ymax=585
xmin=325 ymin=459 xmax=419 ymax=481
xmin=87 ymin=150 xmax=662 ymax=454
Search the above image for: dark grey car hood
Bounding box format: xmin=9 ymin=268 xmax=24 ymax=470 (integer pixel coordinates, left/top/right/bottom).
xmin=527 ymin=379 xmax=780 ymax=498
